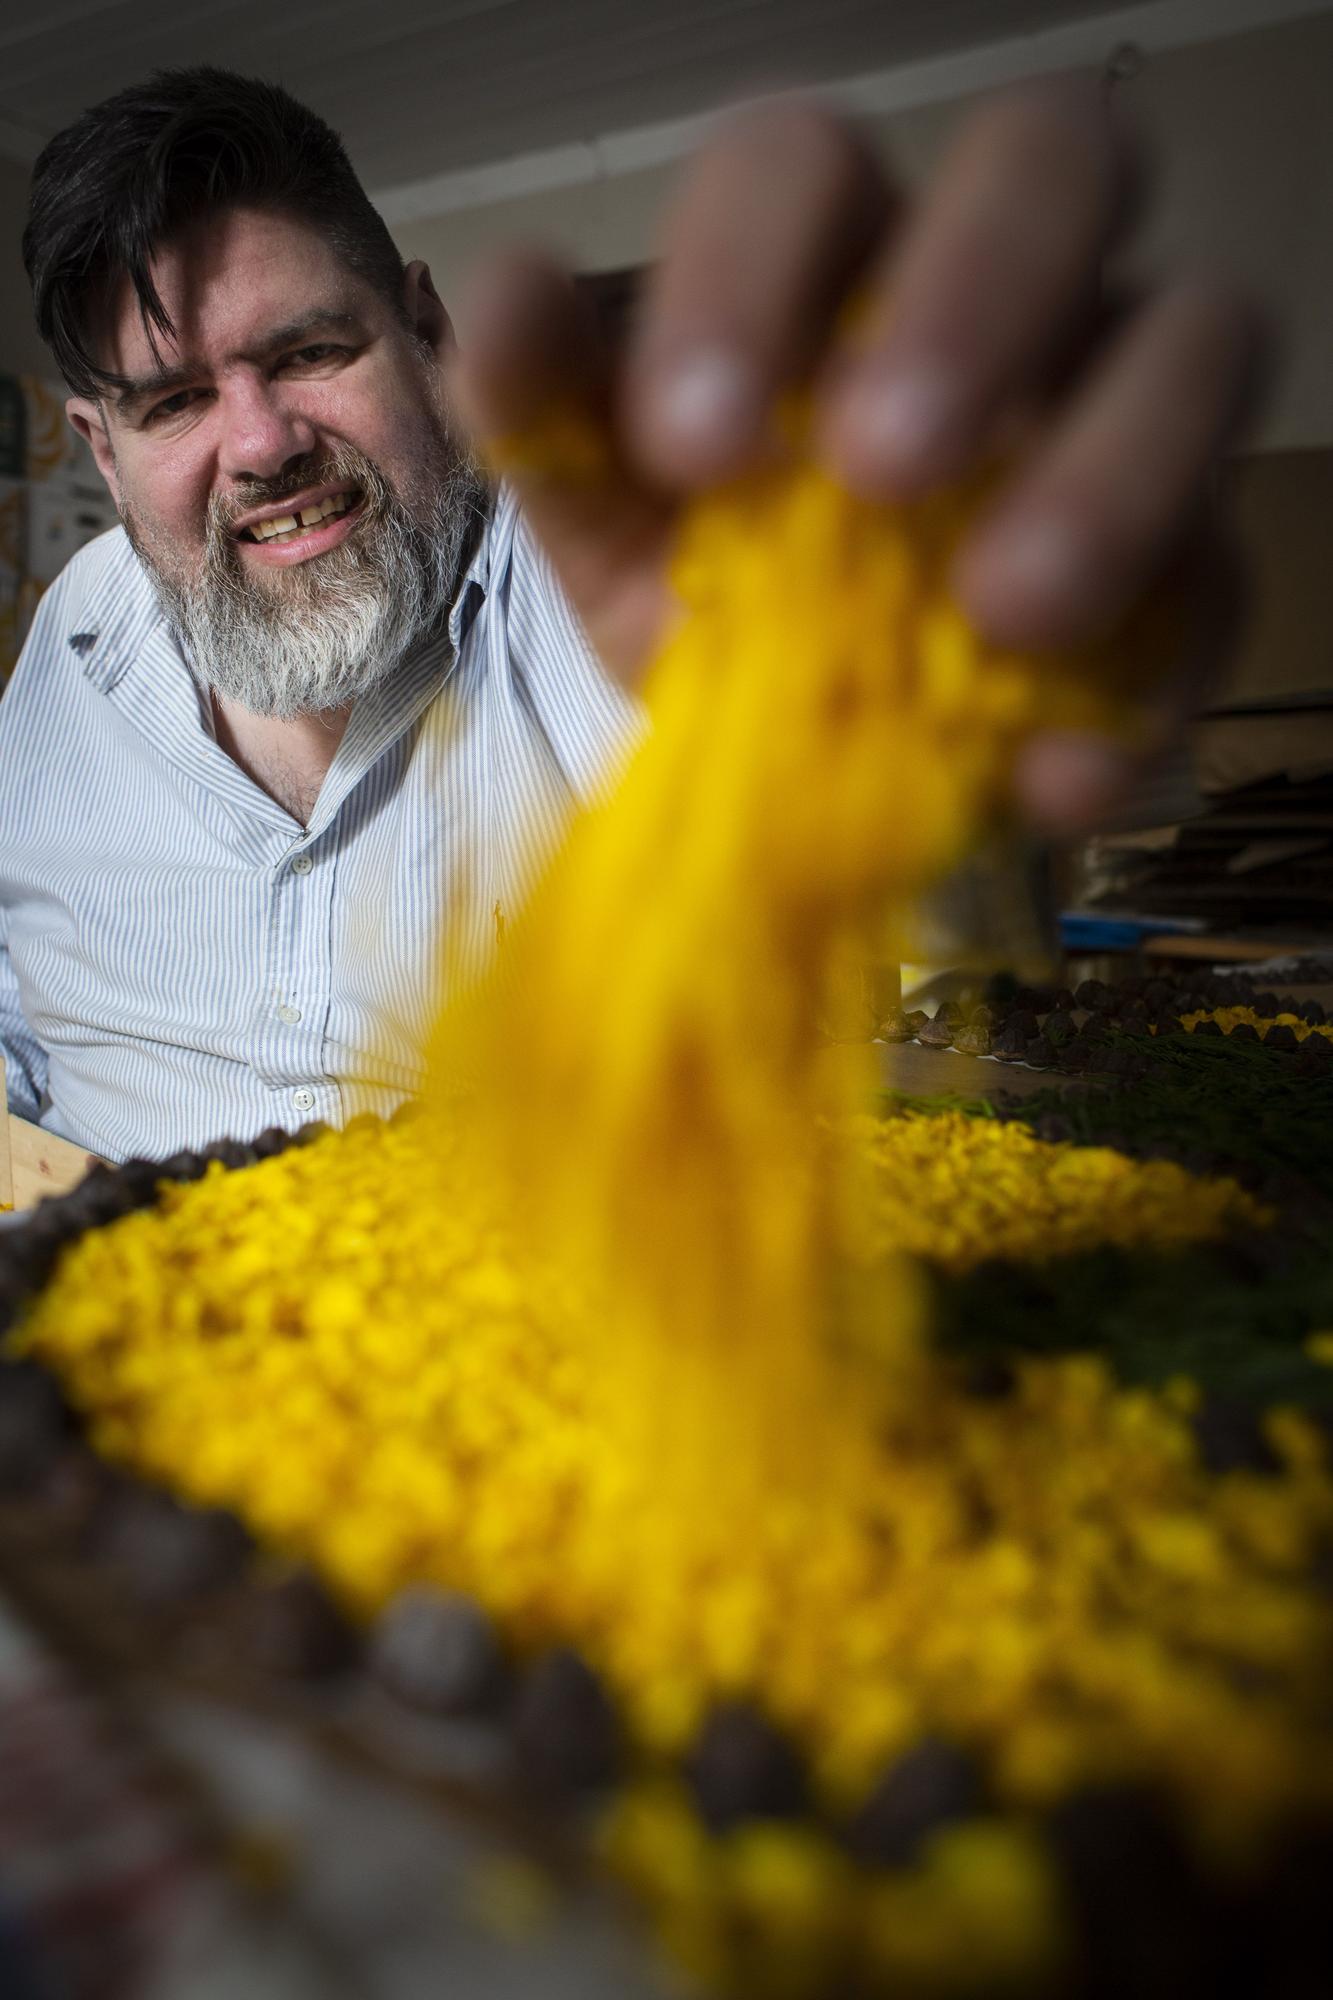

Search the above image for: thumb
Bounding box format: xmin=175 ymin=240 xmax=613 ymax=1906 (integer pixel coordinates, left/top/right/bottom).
xmin=448 ymin=250 xmax=677 ymax=687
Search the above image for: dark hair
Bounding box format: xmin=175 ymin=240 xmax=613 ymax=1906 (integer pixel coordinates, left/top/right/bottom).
xmin=23 ymin=66 xmax=408 ymax=398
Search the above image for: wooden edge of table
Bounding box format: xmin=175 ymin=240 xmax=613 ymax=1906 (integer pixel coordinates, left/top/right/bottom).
xmin=1142 ymin=935 xmax=1317 ymax=963
xmin=7 ymin=1113 xmax=106 ymax=1211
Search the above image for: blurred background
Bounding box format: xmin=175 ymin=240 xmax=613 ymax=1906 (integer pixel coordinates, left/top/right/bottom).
xmin=1 ymin=0 xmax=1332 ymax=954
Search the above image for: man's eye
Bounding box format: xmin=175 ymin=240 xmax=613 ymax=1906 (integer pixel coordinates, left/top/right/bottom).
xmin=147 ymin=389 xmax=199 ymax=423
xmin=285 ymin=344 xmax=344 ymax=367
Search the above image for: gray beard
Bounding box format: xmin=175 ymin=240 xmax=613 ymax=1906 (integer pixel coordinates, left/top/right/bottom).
xmin=124 ymin=432 xmax=488 ymax=719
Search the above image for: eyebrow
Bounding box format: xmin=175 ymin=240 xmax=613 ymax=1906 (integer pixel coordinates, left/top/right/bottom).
xmin=111 ymin=308 xmax=368 ymax=419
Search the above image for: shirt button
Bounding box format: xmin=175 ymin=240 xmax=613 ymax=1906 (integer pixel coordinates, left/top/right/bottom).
xmin=292 ymin=1087 xmax=316 ymax=1113
xmin=278 ymin=1003 xmax=302 ymax=1026
xmin=291 ymin=852 xmax=313 ymax=875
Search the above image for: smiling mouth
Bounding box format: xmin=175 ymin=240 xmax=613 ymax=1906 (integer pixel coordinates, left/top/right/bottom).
xmin=238 ymin=487 xmax=362 ymax=544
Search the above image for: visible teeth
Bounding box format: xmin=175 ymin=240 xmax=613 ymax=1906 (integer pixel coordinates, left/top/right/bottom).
xmin=245 ymin=491 xmax=356 ymax=543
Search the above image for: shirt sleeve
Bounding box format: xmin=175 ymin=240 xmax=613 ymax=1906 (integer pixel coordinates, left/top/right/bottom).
xmin=0 ymin=578 xmax=69 ymax=1127
xmin=0 ymin=905 xmax=48 ymax=1123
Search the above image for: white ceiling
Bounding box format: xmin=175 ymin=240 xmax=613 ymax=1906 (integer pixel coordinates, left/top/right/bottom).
xmin=0 ymin=0 xmax=1151 ymax=197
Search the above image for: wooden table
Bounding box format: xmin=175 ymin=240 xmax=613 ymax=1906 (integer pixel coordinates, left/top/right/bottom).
xmin=879 ymin=1039 xmax=1075 ymax=1101
xmin=3 ymin=1112 xmax=104 ymax=1213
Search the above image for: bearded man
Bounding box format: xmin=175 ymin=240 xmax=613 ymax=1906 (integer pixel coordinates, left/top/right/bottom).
xmin=0 ymin=66 xmax=1262 ymax=1161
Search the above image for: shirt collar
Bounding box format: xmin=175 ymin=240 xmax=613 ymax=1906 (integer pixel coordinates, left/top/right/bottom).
xmin=446 ymin=490 xmax=498 ymax=652
xmin=69 ymin=531 xmax=165 ymax=695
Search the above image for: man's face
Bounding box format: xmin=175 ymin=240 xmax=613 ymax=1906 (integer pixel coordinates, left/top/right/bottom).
xmin=68 ymin=206 xmax=485 ymax=716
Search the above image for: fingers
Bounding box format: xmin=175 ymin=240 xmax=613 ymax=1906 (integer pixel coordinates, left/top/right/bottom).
xmin=819 ymin=79 xmax=1138 ymax=497
xmin=451 ymin=87 xmax=1271 ymax=726
xmin=954 ymin=276 xmax=1271 ymax=650
xmin=620 ymin=100 xmax=892 ymax=487
xmin=450 ymin=245 xmax=611 ymax=445
xmin=1010 ymin=732 xmax=1139 ymax=836
xmin=450 ymin=250 xmax=676 ymax=682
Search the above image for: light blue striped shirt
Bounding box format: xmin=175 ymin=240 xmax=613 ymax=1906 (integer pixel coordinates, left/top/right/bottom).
xmin=0 ymin=487 xmax=642 ymax=1163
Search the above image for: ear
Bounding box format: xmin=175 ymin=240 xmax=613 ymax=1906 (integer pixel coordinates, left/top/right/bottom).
xmin=66 ymin=398 xmax=122 ymax=508
xmin=403 ymin=260 xmax=454 ymax=359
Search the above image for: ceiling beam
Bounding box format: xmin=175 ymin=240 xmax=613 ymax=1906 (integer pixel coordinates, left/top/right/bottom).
xmin=371 ymin=0 xmax=1332 ymax=223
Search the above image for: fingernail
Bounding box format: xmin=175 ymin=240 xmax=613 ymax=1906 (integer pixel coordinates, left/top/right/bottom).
xmin=652 ymin=347 xmax=759 ymax=451
xmin=840 ymin=362 xmax=962 ymax=483
xmin=1014 ymin=730 xmax=1135 ymax=835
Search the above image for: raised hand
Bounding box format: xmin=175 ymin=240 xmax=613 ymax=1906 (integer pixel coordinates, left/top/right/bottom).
xmin=449 ymin=81 xmax=1270 ymax=832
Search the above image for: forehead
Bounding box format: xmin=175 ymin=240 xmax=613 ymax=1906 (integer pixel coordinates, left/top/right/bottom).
xmin=97 ymin=206 xmax=388 ymax=380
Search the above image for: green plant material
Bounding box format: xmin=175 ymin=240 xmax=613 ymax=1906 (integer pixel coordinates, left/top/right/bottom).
xmin=930 ymin=1237 xmax=1333 ymax=1412
xmin=1011 ymin=1031 xmax=1333 ymax=1195
xmin=882 ymin=1030 xmax=1333 ymax=1410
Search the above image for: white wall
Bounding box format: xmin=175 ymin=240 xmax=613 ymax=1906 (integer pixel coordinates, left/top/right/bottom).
xmin=391 ymin=11 xmax=1333 ymax=454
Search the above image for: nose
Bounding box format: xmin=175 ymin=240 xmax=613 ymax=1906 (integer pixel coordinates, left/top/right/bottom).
xmin=217 ymin=372 xmax=319 ymax=485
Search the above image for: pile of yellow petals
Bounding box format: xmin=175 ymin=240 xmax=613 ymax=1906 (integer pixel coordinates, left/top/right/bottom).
xmin=18 ymin=1115 xmax=1333 ymax=1962
xmin=1181 ymin=1005 xmax=1333 ymax=1044
xmin=606 ymin=1787 xmax=1068 ymax=1996
xmin=855 ymin=1109 xmax=1271 ymax=1269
